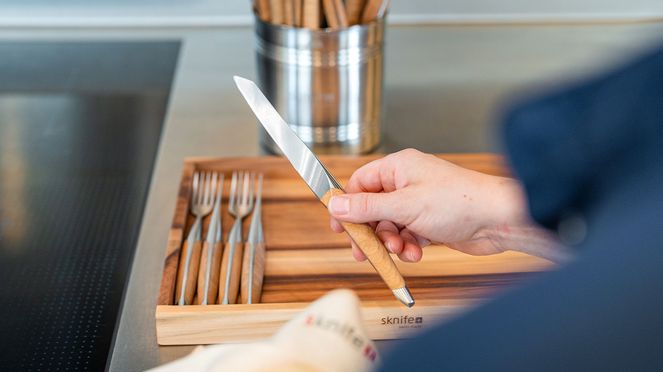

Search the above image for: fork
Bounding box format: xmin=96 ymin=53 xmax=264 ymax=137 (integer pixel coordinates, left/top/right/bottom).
xmin=218 ymin=171 xmax=254 ymax=304
xmin=197 ymin=174 xmax=224 ymax=305
xmin=176 ymin=171 xmax=218 ymax=305
xmin=241 ymin=173 xmax=265 ymax=304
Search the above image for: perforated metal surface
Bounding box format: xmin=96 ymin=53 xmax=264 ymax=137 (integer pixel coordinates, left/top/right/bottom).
xmin=0 ymin=42 xmax=179 ymax=371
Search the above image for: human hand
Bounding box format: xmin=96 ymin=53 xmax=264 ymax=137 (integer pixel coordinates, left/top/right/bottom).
xmin=328 ymin=149 xmax=530 ymax=262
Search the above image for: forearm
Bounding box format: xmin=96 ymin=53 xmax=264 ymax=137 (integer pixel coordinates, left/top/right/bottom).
xmin=487 ymin=224 xmax=571 ymax=263
xmin=484 ymin=176 xmax=571 ymax=262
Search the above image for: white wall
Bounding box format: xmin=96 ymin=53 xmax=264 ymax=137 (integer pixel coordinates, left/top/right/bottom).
xmin=1 ymin=0 xmax=662 ymax=27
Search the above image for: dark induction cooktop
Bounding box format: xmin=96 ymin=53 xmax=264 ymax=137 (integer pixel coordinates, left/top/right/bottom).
xmin=0 ymin=41 xmax=179 ymax=371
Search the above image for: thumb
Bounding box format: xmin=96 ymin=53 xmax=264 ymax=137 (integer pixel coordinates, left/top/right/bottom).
xmin=327 ymin=192 xmax=408 ymax=225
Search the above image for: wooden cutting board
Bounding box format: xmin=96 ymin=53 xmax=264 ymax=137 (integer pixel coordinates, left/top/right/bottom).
xmin=156 ymin=154 xmax=552 ymax=345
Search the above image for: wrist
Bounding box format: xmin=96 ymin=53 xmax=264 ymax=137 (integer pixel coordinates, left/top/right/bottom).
xmin=485 ymin=176 xmax=530 ymax=228
xmin=473 ymin=175 xmax=529 ymax=252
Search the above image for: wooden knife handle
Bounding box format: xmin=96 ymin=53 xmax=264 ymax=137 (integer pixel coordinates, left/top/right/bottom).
xmin=302 ymin=0 xmax=320 ymax=29
xmin=175 ymin=240 xmax=202 ymax=305
xmin=321 ymin=188 xmax=406 ymax=290
xmin=255 ymin=0 xmax=272 ymax=22
xmin=218 ymin=242 xmax=244 ymax=304
xmin=323 ymin=0 xmax=348 ymax=29
xmin=240 ymin=242 xmax=266 ymax=304
xmin=346 ymin=0 xmax=365 ymax=25
xmin=294 ymin=0 xmax=303 ymax=27
xmin=284 ymin=0 xmax=295 ymax=26
xmin=196 ymin=241 xmax=223 ymax=304
xmin=269 ymin=0 xmax=284 ymax=24
xmin=360 ymin=0 xmax=383 ymax=23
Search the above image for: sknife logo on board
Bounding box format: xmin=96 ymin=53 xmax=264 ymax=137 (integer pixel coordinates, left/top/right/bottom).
xmin=380 ymin=315 xmax=423 ymax=329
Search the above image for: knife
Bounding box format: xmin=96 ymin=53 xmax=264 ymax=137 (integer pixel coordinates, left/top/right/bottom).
xmin=233 ymin=76 xmax=414 ymax=307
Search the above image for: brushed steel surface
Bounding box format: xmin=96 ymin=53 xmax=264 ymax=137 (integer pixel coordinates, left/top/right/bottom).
xmin=255 ymin=17 xmax=384 ymax=154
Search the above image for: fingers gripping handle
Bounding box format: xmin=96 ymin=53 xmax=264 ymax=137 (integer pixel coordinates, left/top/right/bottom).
xmin=322 ymin=188 xmax=414 ymax=307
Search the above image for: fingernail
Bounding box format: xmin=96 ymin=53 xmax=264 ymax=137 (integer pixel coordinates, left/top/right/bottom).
xmin=385 ymin=241 xmax=395 ymax=253
xmin=329 ymin=196 xmax=350 ymax=215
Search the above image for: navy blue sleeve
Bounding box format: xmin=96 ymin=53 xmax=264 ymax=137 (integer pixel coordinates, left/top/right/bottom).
xmin=379 ymin=46 xmax=663 ymax=371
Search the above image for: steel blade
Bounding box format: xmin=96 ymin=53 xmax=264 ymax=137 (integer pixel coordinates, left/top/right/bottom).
xmin=234 ymin=76 xmax=341 ymax=199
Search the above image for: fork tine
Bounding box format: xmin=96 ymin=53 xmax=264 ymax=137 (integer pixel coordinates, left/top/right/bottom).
xmin=229 ymin=171 xmax=238 ymax=211
xmin=248 ymin=172 xmax=255 ymax=208
xmin=191 ymin=172 xmax=200 ymax=205
xmin=241 ymin=170 xmax=246 ymax=200
xmin=205 ymin=172 xmax=214 ymax=206
xmin=200 ymin=172 xmax=208 ymax=206
xmin=196 ymin=172 xmax=203 ymax=205
xmin=208 ymin=172 xmax=218 ymax=206
xmin=242 ymin=171 xmax=250 ymax=206
xmin=214 ymin=172 xmax=220 ymax=204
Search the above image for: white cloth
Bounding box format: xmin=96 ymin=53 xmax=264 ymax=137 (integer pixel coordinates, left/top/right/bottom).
xmin=149 ymin=289 xmax=379 ymax=372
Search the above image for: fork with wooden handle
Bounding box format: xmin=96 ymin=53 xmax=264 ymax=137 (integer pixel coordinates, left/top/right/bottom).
xmin=241 ymin=173 xmax=265 ymax=304
xmin=175 ymin=172 xmax=217 ymax=305
xmin=197 ymin=174 xmax=224 ymax=305
xmin=219 ymin=171 xmax=255 ymax=304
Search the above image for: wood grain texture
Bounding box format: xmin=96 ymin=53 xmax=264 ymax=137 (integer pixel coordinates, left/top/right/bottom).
xmin=260 ymin=272 xmax=536 ymax=303
xmin=283 ymin=0 xmax=295 ymax=26
xmin=156 ymin=299 xmax=473 ymax=345
xmin=196 ymin=241 xmax=223 ymax=305
xmin=322 ymin=0 xmax=337 ymax=28
xmin=302 ymin=0 xmax=320 ymax=29
xmin=322 ymin=0 xmax=348 ymax=29
xmin=293 ymin=0 xmax=303 ymax=26
xmin=241 ymin=242 xmax=267 ymax=304
xmin=158 ymin=162 xmax=194 ymax=305
xmin=156 ymin=154 xmax=552 ymax=345
xmin=346 ymin=0 xmax=365 ymax=25
xmin=218 ymin=242 xmax=244 ymax=304
xmin=175 ymin=240 xmax=201 ymax=305
xmin=160 ymin=154 xmax=509 ymax=305
xmin=360 ymin=0 xmax=383 ymax=23
xmin=255 ymin=0 xmax=271 ymax=22
xmin=264 ymin=246 xmax=551 ymax=277
xmin=333 ymin=0 xmax=349 ymax=27
xmin=270 ymin=0 xmax=284 ymax=24
xmin=321 ymin=188 xmax=406 ymax=291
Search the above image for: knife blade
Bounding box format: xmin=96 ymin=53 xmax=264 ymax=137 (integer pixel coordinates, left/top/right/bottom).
xmin=233 ymin=76 xmax=414 ymax=307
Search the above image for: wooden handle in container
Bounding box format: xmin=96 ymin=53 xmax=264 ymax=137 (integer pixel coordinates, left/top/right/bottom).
xmin=302 ymin=0 xmax=320 ymax=29
xmin=218 ymin=242 xmax=244 ymax=304
xmin=360 ymin=0 xmax=383 ymax=23
xmin=284 ymin=0 xmax=295 ymax=26
xmin=175 ymin=240 xmax=202 ymax=305
xmin=346 ymin=0 xmax=365 ymax=25
xmin=196 ymin=241 xmax=223 ymax=304
xmin=240 ymin=242 xmax=267 ymax=304
xmin=269 ymin=0 xmax=284 ymax=24
xmin=321 ymin=188 xmax=406 ymax=290
xmin=254 ymin=0 xmax=271 ymax=21
xmin=293 ymin=0 xmax=303 ymax=27
xmin=323 ymin=0 xmax=348 ymax=29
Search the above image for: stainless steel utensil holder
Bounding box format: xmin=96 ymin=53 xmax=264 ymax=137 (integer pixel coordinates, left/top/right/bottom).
xmin=255 ymin=17 xmax=385 ymax=154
